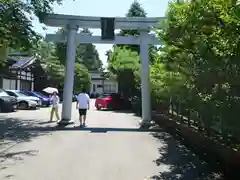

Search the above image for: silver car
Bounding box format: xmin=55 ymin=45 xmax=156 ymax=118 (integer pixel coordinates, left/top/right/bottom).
xmin=5 ymin=90 xmax=41 ymax=109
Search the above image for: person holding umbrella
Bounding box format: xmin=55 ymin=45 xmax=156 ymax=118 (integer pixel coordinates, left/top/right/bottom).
xmin=50 ymin=91 xmax=60 ymax=122
xmin=43 ymin=87 xmax=60 ymax=122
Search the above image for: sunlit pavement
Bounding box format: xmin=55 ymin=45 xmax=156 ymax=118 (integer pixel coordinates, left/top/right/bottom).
xmin=0 ymin=100 xmax=221 ymax=180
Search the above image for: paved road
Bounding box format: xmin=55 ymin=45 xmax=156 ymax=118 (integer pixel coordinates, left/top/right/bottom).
xmin=0 ymin=100 xmax=223 ymax=180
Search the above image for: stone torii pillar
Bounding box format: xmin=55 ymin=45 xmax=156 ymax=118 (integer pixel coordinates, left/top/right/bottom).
xmin=139 ymin=30 xmax=151 ymax=126
xmin=61 ymin=24 xmax=78 ymax=123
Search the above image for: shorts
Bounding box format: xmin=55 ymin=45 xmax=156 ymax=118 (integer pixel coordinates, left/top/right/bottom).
xmin=78 ymin=109 xmax=87 ymax=116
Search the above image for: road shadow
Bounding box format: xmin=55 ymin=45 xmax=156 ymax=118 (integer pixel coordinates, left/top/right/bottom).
xmin=150 ymin=131 xmax=225 ymax=180
xmin=98 ymin=108 xmax=141 ymax=117
xmin=0 ymin=150 xmax=38 ymax=159
xmin=0 ymin=116 xmax=51 ymax=170
xmin=0 ymin=150 xmax=38 ymax=172
xmin=38 ymin=121 xmax=57 ymax=125
xmin=0 ymin=116 xmax=51 ymax=151
xmin=0 ymin=111 xmax=15 ymax=114
xmin=0 ymin=117 xmax=51 ymax=143
xmin=5 ymin=125 xmax=163 ymax=133
xmin=80 ymin=127 xmax=161 ymax=133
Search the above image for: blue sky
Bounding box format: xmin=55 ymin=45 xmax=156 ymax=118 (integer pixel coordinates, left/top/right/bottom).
xmin=32 ymin=0 xmax=170 ymax=66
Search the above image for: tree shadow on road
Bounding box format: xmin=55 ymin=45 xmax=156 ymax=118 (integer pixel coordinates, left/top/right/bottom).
xmin=0 ymin=117 xmax=50 ymax=144
xmin=98 ymin=109 xmax=141 ymax=117
xmin=0 ymin=150 xmax=38 ymax=159
xmin=0 ymin=116 xmax=51 ymax=170
xmin=150 ymin=131 xmax=225 ymax=180
xmin=0 ymin=116 xmax=51 ymax=154
xmin=0 ymin=149 xmax=38 ymax=172
xmin=5 ymin=125 xmax=162 ymax=133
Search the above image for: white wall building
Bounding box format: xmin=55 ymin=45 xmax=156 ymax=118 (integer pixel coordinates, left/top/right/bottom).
xmin=0 ymin=55 xmax=35 ymax=91
xmin=90 ymin=71 xmax=118 ymax=94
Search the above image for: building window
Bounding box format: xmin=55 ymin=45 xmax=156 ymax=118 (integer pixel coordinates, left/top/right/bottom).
xmin=111 ymin=84 xmax=116 ymax=92
xmin=104 ymin=84 xmax=116 ymax=93
xmin=97 ymin=84 xmax=103 ymax=88
xmin=10 ymin=79 xmax=15 ymax=89
xmin=93 ymin=84 xmax=96 ymax=92
xmin=20 ymin=80 xmax=31 ymax=91
xmin=104 ymin=84 xmax=109 ymax=92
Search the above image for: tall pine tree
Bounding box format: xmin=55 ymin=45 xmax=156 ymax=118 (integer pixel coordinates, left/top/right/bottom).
xmin=116 ymin=0 xmax=157 ymax=64
xmin=117 ymin=0 xmax=147 ymax=53
xmin=106 ymin=1 xmax=149 ymax=97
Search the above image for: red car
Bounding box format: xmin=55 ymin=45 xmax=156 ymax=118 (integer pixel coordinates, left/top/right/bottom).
xmin=95 ymin=93 xmax=131 ymax=110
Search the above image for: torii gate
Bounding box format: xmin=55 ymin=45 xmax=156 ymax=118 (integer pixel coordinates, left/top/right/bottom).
xmin=42 ymin=13 xmax=164 ymax=127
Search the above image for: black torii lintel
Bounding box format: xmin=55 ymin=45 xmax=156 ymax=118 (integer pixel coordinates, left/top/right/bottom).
xmin=101 ymin=17 xmax=115 ymax=40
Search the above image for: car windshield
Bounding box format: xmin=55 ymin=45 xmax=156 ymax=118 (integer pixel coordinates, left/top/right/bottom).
xmin=15 ymin=92 xmax=28 ymax=97
xmin=35 ymin=92 xmax=46 ymax=97
xmin=0 ymin=89 xmax=9 ymax=96
xmin=99 ymin=94 xmax=111 ymax=98
xmin=21 ymin=92 xmax=31 ymax=96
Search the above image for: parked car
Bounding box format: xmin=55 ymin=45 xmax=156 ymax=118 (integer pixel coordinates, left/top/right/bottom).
xmin=21 ymin=91 xmax=51 ymax=107
xmin=5 ymin=90 xmax=40 ymax=109
xmin=0 ymin=89 xmax=18 ymax=112
xmin=95 ymin=93 xmax=131 ymax=110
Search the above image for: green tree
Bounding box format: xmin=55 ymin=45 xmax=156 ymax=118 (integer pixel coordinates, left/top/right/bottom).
xmin=153 ymin=0 xmax=240 ymax=140
xmin=54 ymin=28 xmax=100 ymax=91
xmin=117 ymin=0 xmax=146 ymax=53
xmin=107 ymin=47 xmax=140 ymax=97
xmin=74 ymin=63 xmax=91 ymax=92
xmin=55 ymin=28 xmax=102 ymax=70
xmin=0 ymin=0 xmax=63 ymax=64
xmin=117 ymin=0 xmax=157 ymax=64
xmin=32 ymin=40 xmax=91 ymax=91
xmin=106 ymin=1 xmax=150 ymax=97
xmin=77 ymin=28 xmax=103 ymax=70
xmin=32 ymin=40 xmax=65 ymax=87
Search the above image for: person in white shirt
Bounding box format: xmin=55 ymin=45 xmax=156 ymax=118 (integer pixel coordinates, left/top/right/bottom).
xmin=50 ymin=91 xmax=60 ymax=122
xmin=76 ymin=88 xmax=90 ymax=127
